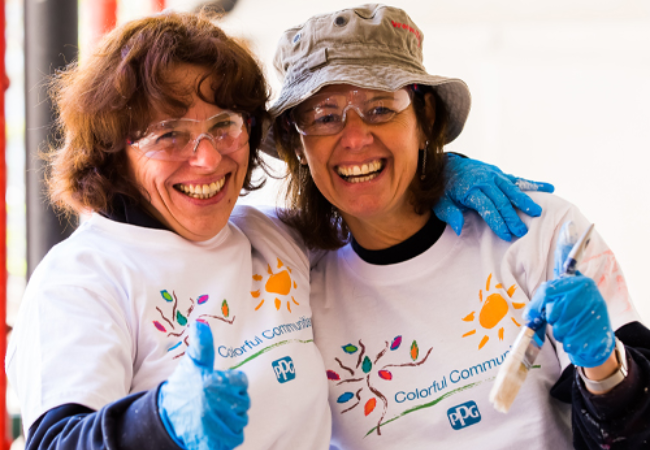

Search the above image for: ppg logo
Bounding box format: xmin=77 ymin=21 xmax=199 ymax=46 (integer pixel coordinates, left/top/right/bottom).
xmin=447 ymin=401 xmax=481 ymax=430
xmin=272 ymin=357 xmax=296 ymax=383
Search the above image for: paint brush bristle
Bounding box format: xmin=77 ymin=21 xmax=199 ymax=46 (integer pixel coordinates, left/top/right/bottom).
xmin=489 ymin=326 xmax=541 ymax=413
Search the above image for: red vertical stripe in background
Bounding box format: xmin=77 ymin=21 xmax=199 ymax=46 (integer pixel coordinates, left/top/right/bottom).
xmin=87 ymin=0 xmax=117 ymax=52
xmin=152 ymin=0 xmax=166 ymax=12
xmin=0 ymin=0 xmax=8 ymax=446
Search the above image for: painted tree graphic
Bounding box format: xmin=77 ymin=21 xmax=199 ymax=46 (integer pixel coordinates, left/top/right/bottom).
xmin=326 ymin=335 xmax=432 ymax=435
xmin=153 ymin=289 xmax=235 ymax=359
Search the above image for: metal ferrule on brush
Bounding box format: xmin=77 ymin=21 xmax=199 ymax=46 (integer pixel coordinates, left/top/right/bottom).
xmin=509 ymin=327 xmax=540 ymax=370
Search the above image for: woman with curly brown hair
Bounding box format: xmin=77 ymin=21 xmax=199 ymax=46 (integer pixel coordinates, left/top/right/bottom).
xmin=7 ymin=11 xmax=332 ymax=450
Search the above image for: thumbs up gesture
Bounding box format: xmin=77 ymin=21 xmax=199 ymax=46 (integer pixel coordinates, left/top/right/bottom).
xmin=158 ymin=321 xmax=250 ymax=450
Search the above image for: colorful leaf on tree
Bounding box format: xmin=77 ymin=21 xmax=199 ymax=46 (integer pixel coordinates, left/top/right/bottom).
xmin=176 ymin=311 xmax=188 ymax=326
xmin=327 ymin=370 xmax=341 ymax=380
xmin=390 ymin=335 xmax=402 ymax=350
xmin=364 ymin=398 xmax=377 ymax=416
xmin=362 ymin=356 xmax=372 ymax=374
xmin=160 ymin=290 xmax=173 ymax=302
xmin=378 ymin=370 xmax=392 ymax=380
xmin=337 ymin=392 xmax=354 ymax=403
xmin=197 ymin=295 xmax=209 ymax=305
xmin=410 ymin=340 xmax=419 ymax=361
xmin=342 ymin=344 xmax=358 ymax=354
xmin=221 ymin=300 xmax=229 ymax=317
xmin=153 ymin=321 xmax=166 ymax=332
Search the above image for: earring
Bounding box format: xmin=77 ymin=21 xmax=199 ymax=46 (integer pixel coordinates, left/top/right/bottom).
xmin=298 ymin=158 xmax=309 ymax=195
xmin=419 ymin=140 xmax=429 ymax=181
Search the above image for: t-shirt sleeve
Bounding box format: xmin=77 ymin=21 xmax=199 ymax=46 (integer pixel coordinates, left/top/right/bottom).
xmin=230 ymin=205 xmax=310 ymax=263
xmin=26 ymin=387 xmax=181 ymax=450
xmin=521 ymin=196 xmax=642 ymax=371
xmin=7 ymin=282 xmax=133 ymax=432
xmin=230 ymin=204 xmax=333 ymax=268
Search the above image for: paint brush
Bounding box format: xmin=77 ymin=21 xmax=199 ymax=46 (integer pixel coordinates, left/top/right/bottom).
xmin=489 ymin=223 xmax=594 ymax=413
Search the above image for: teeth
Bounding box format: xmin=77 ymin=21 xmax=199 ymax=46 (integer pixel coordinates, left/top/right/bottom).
xmin=347 ymin=172 xmax=380 ymax=183
xmin=177 ymin=178 xmax=226 ymax=199
xmin=337 ymin=160 xmax=384 ymax=178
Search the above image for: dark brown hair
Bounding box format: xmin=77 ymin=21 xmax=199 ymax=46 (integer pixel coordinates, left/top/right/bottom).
xmin=46 ymin=10 xmax=270 ymax=216
xmin=274 ymin=86 xmax=448 ymax=250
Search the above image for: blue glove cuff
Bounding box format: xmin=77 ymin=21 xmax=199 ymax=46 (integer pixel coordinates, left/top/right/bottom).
xmin=158 ymin=382 xmax=187 ymax=449
xmin=567 ymin=333 xmax=616 ymax=368
xmin=577 ymin=337 xmax=628 ymax=391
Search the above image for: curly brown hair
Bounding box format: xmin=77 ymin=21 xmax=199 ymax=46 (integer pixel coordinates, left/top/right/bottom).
xmin=46 ymin=10 xmax=270 ymax=216
xmin=274 ymin=86 xmax=448 ymax=251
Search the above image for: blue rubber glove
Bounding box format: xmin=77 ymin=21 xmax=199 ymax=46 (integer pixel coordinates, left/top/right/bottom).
xmin=523 ymin=222 xmax=615 ymax=368
xmin=159 ymin=321 xmax=250 ymax=450
xmin=434 ymin=153 xmax=555 ymax=241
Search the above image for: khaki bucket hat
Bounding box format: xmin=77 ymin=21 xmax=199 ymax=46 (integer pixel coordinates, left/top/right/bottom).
xmin=263 ymin=3 xmax=471 ymax=158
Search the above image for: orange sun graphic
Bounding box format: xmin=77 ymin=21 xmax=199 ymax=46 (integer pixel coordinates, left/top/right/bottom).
xmin=461 ymin=273 xmax=527 ymax=349
xmin=251 ymin=258 xmax=300 ymax=312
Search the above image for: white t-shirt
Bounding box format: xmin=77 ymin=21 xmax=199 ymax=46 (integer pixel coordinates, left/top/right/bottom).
xmin=309 ymin=193 xmax=640 ymax=450
xmin=6 ymin=205 xmax=330 ymax=450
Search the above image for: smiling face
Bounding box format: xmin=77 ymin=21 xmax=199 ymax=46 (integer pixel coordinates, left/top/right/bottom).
xmin=126 ymin=65 xmax=249 ymax=241
xmin=298 ymin=84 xmax=430 ymax=245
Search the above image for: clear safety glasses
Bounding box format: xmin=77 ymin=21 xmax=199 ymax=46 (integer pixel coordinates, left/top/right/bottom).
xmin=129 ymin=111 xmax=249 ymax=161
xmin=291 ymin=88 xmax=413 ymax=136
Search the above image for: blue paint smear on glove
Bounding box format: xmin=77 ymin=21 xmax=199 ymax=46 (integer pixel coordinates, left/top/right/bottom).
xmin=159 ymin=321 xmax=250 ymax=450
xmin=434 ymin=153 xmax=554 ymax=241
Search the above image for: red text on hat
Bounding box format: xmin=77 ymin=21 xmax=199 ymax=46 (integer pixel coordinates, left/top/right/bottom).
xmin=390 ymin=20 xmax=421 ymax=46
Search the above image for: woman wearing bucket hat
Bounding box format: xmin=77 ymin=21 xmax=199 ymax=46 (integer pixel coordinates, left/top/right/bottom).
xmin=8 ymin=12 xmax=335 ymax=450
xmin=270 ymin=4 xmax=650 ymax=449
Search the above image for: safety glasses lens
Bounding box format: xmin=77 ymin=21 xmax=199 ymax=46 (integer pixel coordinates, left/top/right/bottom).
xmin=292 ymin=89 xmax=412 ymax=136
xmin=131 ymin=112 xmax=248 ymax=161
